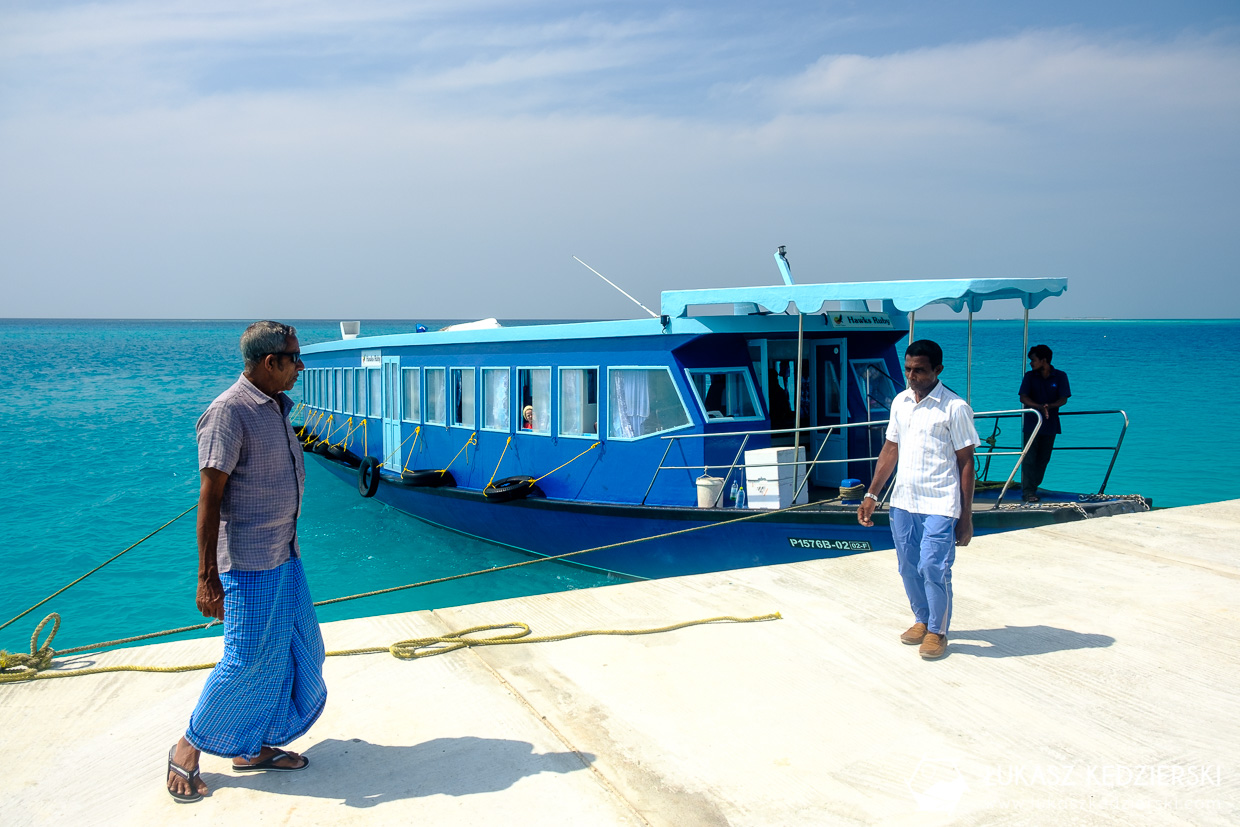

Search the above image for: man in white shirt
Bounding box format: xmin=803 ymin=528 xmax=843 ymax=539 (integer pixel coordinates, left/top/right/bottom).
xmin=857 ymin=340 xmax=979 ymax=660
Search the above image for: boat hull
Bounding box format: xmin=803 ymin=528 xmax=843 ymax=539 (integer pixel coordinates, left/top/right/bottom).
xmin=309 ymin=453 xmax=1103 ymax=580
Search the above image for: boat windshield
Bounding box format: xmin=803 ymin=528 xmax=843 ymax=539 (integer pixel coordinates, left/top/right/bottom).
xmin=686 ymin=369 xmax=761 ymax=421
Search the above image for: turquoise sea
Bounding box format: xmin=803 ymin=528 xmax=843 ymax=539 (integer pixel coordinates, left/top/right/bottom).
xmin=2 ymin=318 xmax=1237 ymax=655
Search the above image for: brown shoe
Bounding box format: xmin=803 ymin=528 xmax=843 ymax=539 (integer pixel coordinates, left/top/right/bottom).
xmin=900 ymin=622 xmax=927 ymax=645
xmin=919 ymin=632 xmax=947 ymax=660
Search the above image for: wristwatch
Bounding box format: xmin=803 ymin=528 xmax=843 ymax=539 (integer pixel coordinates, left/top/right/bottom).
xmin=863 ymin=492 xmax=879 ymax=502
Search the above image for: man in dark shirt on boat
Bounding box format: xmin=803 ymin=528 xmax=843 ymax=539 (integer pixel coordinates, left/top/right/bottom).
xmin=1018 ymin=345 xmax=1071 ymax=503
xmin=166 ymin=321 xmax=327 ymax=803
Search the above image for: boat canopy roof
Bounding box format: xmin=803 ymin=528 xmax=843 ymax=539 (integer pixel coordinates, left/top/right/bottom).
xmin=661 ymin=278 xmax=1067 ymax=318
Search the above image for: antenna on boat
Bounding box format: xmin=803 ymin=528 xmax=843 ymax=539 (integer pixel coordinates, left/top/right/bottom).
xmin=573 ymin=256 xmax=658 ymax=318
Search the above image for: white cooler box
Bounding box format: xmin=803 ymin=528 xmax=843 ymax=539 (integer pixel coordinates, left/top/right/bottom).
xmin=744 ymin=447 xmax=808 ymax=510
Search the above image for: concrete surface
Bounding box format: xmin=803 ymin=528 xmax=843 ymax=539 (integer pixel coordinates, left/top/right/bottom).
xmin=2 ymin=500 xmax=1238 ymax=826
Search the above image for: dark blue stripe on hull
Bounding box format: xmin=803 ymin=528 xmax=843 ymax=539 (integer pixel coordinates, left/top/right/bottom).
xmin=310 ymin=455 xmax=893 ymax=579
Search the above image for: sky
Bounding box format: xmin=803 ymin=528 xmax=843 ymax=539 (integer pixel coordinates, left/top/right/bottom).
xmin=1 ymin=1 xmax=1238 ymax=320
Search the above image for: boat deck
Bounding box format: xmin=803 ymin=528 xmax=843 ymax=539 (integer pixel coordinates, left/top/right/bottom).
xmin=3 ymin=500 xmax=1237 ymax=825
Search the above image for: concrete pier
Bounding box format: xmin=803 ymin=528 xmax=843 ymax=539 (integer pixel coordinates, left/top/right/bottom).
xmin=3 ymin=500 xmax=1238 ymax=825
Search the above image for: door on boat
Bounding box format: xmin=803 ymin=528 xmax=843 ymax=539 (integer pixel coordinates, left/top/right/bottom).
xmin=381 ymin=356 xmax=402 ymax=471
xmin=759 ymin=339 xmax=811 ymax=444
xmin=810 ymin=340 xmax=848 ymax=487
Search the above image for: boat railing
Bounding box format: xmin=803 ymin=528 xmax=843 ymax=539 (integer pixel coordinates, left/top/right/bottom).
xmin=645 ymin=407 xmax=1129 ymax=510
xmin=643 ymin=418 xmax=895 ymax=508
xmin=974 ymin=408 xmax=1130 ymax=505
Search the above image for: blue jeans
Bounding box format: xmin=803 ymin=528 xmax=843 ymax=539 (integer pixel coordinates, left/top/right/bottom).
xmin=890 ymin=507 xmax=957 ymax=635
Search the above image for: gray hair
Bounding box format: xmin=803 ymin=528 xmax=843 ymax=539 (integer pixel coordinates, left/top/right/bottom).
xmin=240 ymin=321 xmax=298 ymax=369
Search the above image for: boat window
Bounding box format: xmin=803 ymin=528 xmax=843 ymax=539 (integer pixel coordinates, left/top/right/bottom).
xmin=559 ymin=368 xmax=599 ymax=438
xmin=384 ymin=362 xmax=400 ymax=421
xmin=402 ymin=368 xmax=421 ymax=423
xmin=334 ymin=369 xmax=344 ymax=413
xmin=481 ymin=368 xmax=510 ymax=431
xmin=368 ymin=368 xmax=381 ymax=418
xmin=339 ymin=368 xmax=350 ymax=415
xmin=426 ymin=368 xmax=446 ymax=425
xmin=685 ymin=369 xmax=761 ymax=421
xmin=450 ymin=367 xmax=475 ymax=428
xmin=851 ymin=359 xmax=897 ymax=418
xmin=517 ymin=368 xmax=551 ymax=434
xmin=822 ymin=361 xmax=841 ymax=417
xmin=607 ymin=367 xmax=691 ymax=440
xmin=350 ymin=369 xmax=363 ymax=416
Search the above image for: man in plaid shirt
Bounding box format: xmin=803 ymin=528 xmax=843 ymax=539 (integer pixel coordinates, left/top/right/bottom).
xmin=167 ymin=321 xmax=327 ymax=802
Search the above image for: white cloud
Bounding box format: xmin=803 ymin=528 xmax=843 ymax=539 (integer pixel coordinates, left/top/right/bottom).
xmin=1 ymin=5 xmax=1237 ymax=318
xmin=768 ymin=31 xmax=1240 ymax=126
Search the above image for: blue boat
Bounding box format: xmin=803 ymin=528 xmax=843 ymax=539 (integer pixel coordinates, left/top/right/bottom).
xmin=296 ymin=250 xmax=1148 ymax=579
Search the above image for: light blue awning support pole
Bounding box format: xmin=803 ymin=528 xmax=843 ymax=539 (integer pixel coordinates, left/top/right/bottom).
xmin=775 ymin=246 xmax=795 ymax=286
xmin=1023 ymin=306 xmax=1030 ymax=374
xmin=967 ymin=309 xmax=974 ymax=405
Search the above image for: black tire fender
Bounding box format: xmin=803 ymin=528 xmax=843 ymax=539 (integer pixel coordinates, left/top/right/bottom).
xmin=358 ymin=457 xmax=382 ymax=498
xmin=399 ymin=469 xmax=457 ymax=488
xmin=484 ymin=475 xmax=537 ymax=503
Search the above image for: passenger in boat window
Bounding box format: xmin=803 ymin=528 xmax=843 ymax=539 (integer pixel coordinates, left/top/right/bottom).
xmin=517 ymin=368 xmax=551 ymax=433
xmin=857 ymin=339 xmax=979 ymax=662
xmin=1018 ymin=344 xmax=1071 ymax=504
xmin=167 ymin=321 xmax=326 ymax=803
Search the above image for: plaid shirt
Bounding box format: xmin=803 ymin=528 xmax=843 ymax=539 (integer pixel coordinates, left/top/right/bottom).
xmin=884 ymin=381 xmax=980 ymax=519
xmin=197 ymin=374 xmax=305 ymax=572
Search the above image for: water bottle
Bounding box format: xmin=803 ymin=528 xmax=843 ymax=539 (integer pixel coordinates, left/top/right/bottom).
xmin=729 ymin=480 xmax=740 ymax=507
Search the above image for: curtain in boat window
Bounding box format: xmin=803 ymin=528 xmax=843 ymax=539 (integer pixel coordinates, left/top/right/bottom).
xmin=482 ymin=368 xmax=510 ymax=430
xmin=559 ymin=368 xmax=598 ymax=437
xmin=532 ymin=369 xmax=549 ymax=432
xmin=609 ymin=369 xmax=688 ymax=438
xmin=610 ymin=370 xmax=649 ymax=437
xmin=402 ymin=368 xmax=420 ymax=423
xmin=353 ymin=369 xmax=366 ymax=417
xmin=451 ymin=368 xmax=475 ymax=427
xmin=426 ymin=368 xmax=446 ymax=424
xmin=368 ymin=369 xmax=381 ymax=418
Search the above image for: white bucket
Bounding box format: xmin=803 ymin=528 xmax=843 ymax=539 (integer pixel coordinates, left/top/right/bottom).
xmin=696 ymin=475 xmax=725 ymax=508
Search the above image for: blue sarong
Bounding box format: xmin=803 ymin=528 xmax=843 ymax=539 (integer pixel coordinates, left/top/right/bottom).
xmin=186 ymin=557 xmax=327 ymax=758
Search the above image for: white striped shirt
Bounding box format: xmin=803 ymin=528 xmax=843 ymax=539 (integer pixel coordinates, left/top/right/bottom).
xmin=884 ymin=382 xmax=980 ymax=518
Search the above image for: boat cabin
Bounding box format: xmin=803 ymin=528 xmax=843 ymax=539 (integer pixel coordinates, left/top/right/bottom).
xmin=297 ymin=270 xmax=1068 ymax=510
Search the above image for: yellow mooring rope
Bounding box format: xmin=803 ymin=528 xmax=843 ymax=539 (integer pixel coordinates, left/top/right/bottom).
xmin=3 ymin=491 xmax=830 ymax=685
xmin=1 ymin=446 xmax=843 ymax=685
xmin=486 ymin=437 xmax=514 ymax=488
xmin=439 ymin=432 xmax=476 ymax=475
xmin=1 ymin=612 xmax=781 ymax=683
xmin=0 ymin=503 xmax=200 ymax=636
xmin=402 ymin=426 xmax=422 ymax=473
xmin=531 ymin=441 xmax=600 ymax=484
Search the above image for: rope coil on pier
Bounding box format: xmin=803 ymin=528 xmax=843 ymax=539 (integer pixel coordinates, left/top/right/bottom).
xmin=1 ymin=611 xmax=781 ymax=683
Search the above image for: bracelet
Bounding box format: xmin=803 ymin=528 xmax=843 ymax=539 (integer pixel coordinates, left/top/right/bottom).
xmin=863 ymin=492 xmax=879 ymax=502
